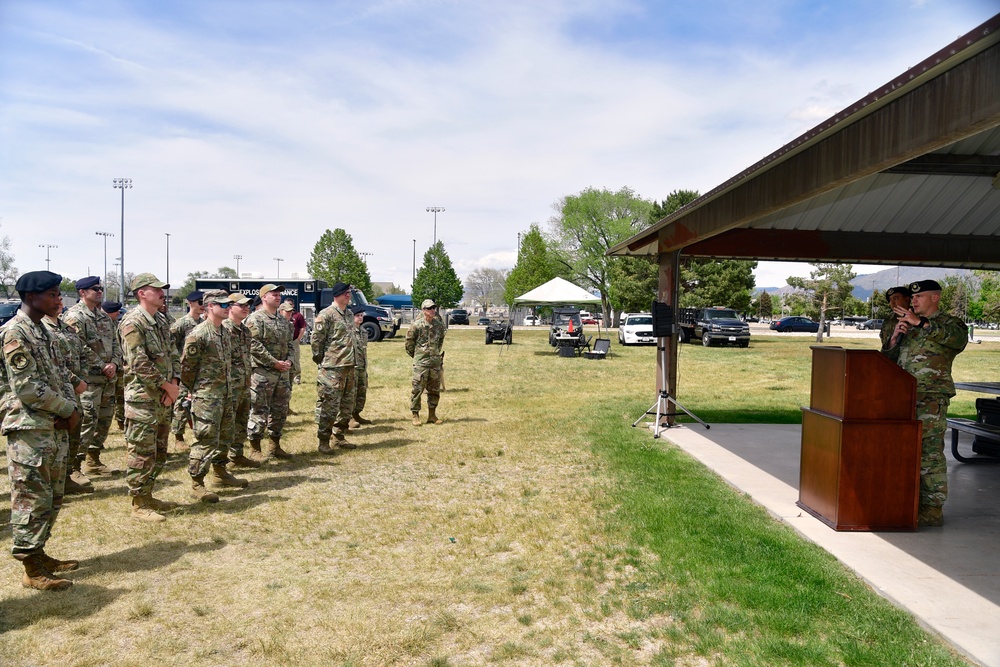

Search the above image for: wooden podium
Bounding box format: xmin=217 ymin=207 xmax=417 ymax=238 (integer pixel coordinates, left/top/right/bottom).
xmin=797 ymin=346 xmax=921 ymax=531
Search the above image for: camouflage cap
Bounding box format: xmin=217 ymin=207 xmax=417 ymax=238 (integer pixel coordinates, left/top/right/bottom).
xmin=885 ymin=286 xmax=912 ymax=299
xmin=132 ymin=273 xmax=169 ymax=291
xmin=258 ymin=283 xmax=285 ymax=298
xmin=420 ymin=299 xmax=437 ymax=309
xmin=278 ymin=302 xmax=294 ymax=312
xmin=228 ymin=292 xmax=251 ymax=305
xmin=202 ymin=289 xmax=230 ymax=304
xmin=909 ymin=280 xmax=942 ymax=294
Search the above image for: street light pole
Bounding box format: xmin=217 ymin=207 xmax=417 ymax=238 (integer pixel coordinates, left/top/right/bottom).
xmin=359 ymin=252 xmax=372 ymax=265
xmin=426 ymin=206 xmax=444 ymax=245
xmin=112 ymin=262 xmax=121 ymax=301
xmin=95 ymin=232 xmax=113 ymax=285
xmin=234 ymin=254 xmax=242 ymax=277
xmin=39 ymin=244 xmax=58 ymax=271
xmin=113 ymin=178 xmax=132 ymax=302
xmin=274 ymin=257 xmax=283 ymax=280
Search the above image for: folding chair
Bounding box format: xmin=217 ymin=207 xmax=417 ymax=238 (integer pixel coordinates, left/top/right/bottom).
xmin=584 ymin=338 xmax=610 ymax=359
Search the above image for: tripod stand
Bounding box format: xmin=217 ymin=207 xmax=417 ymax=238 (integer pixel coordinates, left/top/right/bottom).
xmin=632 ymin=341 xmax=709 ymax=438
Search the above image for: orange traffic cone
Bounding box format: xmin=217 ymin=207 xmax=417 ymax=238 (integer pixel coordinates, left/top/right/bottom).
xmin=568 ymin=319 xmax=575 ymax=334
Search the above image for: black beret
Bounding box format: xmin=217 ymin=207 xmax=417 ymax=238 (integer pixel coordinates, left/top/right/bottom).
xmin=885 ymin=286 xmax=912 ymax=299
xmin=330 ymin=282 xmax=350 ymax=297
xmin=351 ymin=305 xmax=366 ymax=315
xmin=186 ymin=290 xmax=204 ymax=302
xmin=101 ymin=301 xmax=123 ymax=313
xmin=251 ymin=295 xmax=262 ymax=309
xmin=909 ymin=280 xmax=942 ymax=294
xmin=16 ymin=270 xmax=62 ymax=293
xmin=75 ymin=276 xmax=101 ymax=290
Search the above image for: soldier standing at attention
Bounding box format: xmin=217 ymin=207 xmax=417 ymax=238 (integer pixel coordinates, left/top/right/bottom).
xmin=405 ymin=299 xmax=446 ymax=426
xmin=884 ymin=279 xmax=968 ymax=527
xmin=879 ymin=286 xmax=912 ymax=351
xmin=120 ymin=274 xmax=181 ymax=521
xmin=350 ymin=305 xmax=373 ymax=428
xmin=223 ymin=292 xmax=261 ymax=467
xmin=170 ymin=290 xmax=204 ymax=446
xmin=311 ymin=282 xmax=357 ymax=454
xmin=182 ymin=290 xmax=247 ymax=500
xmin=2 ymin=271 xmax=81 ymax=590
xmin=245 ymin=284 xmax=294 ymax=459
xmin=102 ymin=301 xmax=126 ymax=431
xmin=62 ymin=276 xmax=121 ymax=477
xmin=42 ymin=310 xmax=92 ymax=495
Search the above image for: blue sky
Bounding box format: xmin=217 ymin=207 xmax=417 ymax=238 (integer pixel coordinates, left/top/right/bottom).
xmin=1 ymin=0 xmax=997 ymax=292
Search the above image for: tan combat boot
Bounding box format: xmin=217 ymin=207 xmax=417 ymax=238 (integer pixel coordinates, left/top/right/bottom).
xmin=147 ymin=496 xmax=180 ymax=512
xmin=351 ymin=413 xmax=373 ymax=427
xmin=21 ymin=553 xmax=72 ymax=591
xmin=427 ymin=408 xmax=443 ymax=425
xmin=334 ymin=433 xmax=357 ymax=450
xmin=82 ymin=450 xmax=111 ymax=476
xmin=208 ymin=463 xmax=249 ymax=489
xmin=267 ymin=436 xmax=293 ymax=460
xmin=131 ymin=494 xmax=166 ymax=522
xmin=71 ymin=457 xmax=93 ymax=486
xmin=37 ymin=551 xmax=79 ymax=573
xmin=190 ymin=475 xmax=220 ymax=503
xmin=317 ymin=437 xmax=335 ymax=455
xmin=412 ymin=411 xmax=422 ymax=426
xmin=64 ymin=470 xmax=94 ymax=495
xmin=229 ymin=454 xmax=262 ymax=469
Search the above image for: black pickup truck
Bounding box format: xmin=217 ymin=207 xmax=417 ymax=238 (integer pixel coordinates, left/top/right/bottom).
xmin=678 ymin=307 xmax=751 ymax=347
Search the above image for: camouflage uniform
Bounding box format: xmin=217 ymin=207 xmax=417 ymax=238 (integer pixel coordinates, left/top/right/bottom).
xmin=405 ymin=316 xmax=446 ymax=413
xmin=42 ymin=315 xmax=87 ymax=479
xmin=170 ymin=312 xmax=200 ymax=437
xmin=181 ymin=319 xmax=233 ymax=477
xmin=245 ymin=309 xmax=293 ymax=441
xmin=222 ymin=317 xmax=252 ymax=461
xmin=61 ymin=300 xmax=121 ymax=456
xmin=120 ymin=307 xmax=177 ymax=497
xmin=884 ymin=309 xmax=968 ymax=518
xmin=353 ymin=317 xmax=368 ymax=420
xmin=311 ymin=303 xmax=356 ymax=442
xmin=879 ymin=313 xmax=902 ymax=350
xmin=2 ymin=311 xmax=78 ymax=558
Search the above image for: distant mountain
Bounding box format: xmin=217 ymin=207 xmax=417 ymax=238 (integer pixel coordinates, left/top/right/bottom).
xmin=756 ymin=267 xmax=971 ymax=300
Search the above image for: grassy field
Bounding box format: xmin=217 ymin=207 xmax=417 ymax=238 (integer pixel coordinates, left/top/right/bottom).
xmin=0 ymin=328 xmax=988 ymax=666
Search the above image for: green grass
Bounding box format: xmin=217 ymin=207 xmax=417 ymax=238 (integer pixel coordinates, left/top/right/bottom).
xmin=0 ymin=327 xmax=986 ymax=665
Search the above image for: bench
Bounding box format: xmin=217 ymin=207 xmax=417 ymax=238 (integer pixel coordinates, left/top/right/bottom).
xmin=945 ymin=418 xmax=1000 ymax=464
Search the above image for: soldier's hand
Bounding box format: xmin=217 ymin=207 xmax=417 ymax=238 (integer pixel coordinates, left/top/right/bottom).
xmin=56 ymin=407 xmax=81 ymax=431
xmin=160 ymin=380 xmax=180 ymax=406
xmin=102 ymin=362 xmax=118 ymax=379
xmin=74 ymin=380 xmax=88 ymax=395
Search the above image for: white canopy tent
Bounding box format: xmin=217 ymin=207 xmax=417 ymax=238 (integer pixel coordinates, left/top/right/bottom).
xmin=512 ymin=277 xmax=601 ymax=307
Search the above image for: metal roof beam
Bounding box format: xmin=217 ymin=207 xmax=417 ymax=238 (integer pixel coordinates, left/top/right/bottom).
xmin=883 ymin=154 xmax=1000 ymax=177
xmin=682 ymin=228 xmax=1000 ymax=270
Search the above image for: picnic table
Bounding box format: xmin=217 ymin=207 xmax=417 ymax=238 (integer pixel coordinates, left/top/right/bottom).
xmin=554 ymin=334 xmax=589 ymax=357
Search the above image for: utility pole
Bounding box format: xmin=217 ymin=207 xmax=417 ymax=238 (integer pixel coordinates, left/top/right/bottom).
xmin=39 ymin=244 xmax=58 ymax=271
xmin=112 ymin=178 xmax=132 ymax=302
xmin=234 ymin=254 xmax=242 ymax=277
xmin=426 ymin=206 xmax=445 ymax=245
xmin=274 ymin=257 xmax=283 ymax=280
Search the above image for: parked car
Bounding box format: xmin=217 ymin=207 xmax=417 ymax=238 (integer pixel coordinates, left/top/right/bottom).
xmin=770 ymin=316 xmax=820 ymax=332
xmin=449 ymin=309 xmax=470 ymax=325
xmin=618 ymin=313 xmax=655 ymax=346
xmin=581 ymin=315 xmax=599 ymax=325
xmin=476 ymin=317 xmax=491 ymax=326
xmin=856 ymin=318 xmax=884 ymax=330
xmin=523 ymin=315 xmax=541 ymax=326
xmin=0 ymin=301 xmax=20 ymax=327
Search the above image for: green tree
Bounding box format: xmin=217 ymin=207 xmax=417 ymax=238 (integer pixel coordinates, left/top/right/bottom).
xmin=940 ymin=274 xmax=976 ymax=321
xmin=174 ymin=270 xmax=209 ymax=305
xmin=504 ymin=224 xmax=555 ymax=305
xmin=974 ymin=270 xmax=1000 ymax=323
xmin=788 ymin=263 xmax=857 ymax=341
xmin=412 ymin=241 xmax=463 ymax=309
xmin=606 ymin=190 xmax=702 ymax=321
xmin=307 ymin=228 xmax=373 ymax=297
xmin=679 ymin=259 xmax=757 ymax=312
xmin=59 ymin=276 xmax=78 ymax=296
xmin=756 ymin=290 xmax=773 ymax=319
xmin=214 ymin=266 xmax=238 ymax=279
xmin=550 ymin=186 xmax=653 ymax=320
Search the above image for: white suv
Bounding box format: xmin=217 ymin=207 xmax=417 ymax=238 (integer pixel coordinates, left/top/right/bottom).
xmin=618 ymin=312 xmax=655 ymax=346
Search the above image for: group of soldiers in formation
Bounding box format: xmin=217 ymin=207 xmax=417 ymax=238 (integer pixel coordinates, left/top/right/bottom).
xmin=2 ymin=272 xmax=446 ymax=591
xmin=878 ymin=280 xmax=968 ymax=527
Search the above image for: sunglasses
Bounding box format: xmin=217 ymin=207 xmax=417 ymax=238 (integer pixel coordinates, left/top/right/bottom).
xmin=90 ymin=286 xmax=104 ymax=292
xmin=214 ymin=302 xmax=231 ymax=308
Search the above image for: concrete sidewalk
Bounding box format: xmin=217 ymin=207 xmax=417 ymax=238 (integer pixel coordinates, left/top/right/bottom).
xmin=660 ymin=423 xmax=1000 ymax=667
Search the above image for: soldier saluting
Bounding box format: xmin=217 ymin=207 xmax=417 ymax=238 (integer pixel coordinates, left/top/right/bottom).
xmin=883 ymin=279 xmax=968 ymax=527
xmin=2 ymin=271 xmax=82 ymax=590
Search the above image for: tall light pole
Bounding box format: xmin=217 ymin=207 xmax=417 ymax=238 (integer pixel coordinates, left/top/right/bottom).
xmin=359 ymin=252 xmax=372 ymax=265
xmin=113 ymin=178 xmax=132 ymax=302
xmin=164 ymin=233 xmax=171 ymax=303
xmin=426 ymin=206 xmax=445 ymax=245
xmin=95 ymin=232 xmax=113 ymax=284
xmin=234 ymin=254 xmax=242 ymax=277
xmin=112 ymin=261 xmax=121 ymax=301
xmin=412 ymin=239 xmax=417 ymax=318
xmin=274 ymin=257 xmax=283 ymax=280
xmin=39 ymin=244 xmax=58 ymax=271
